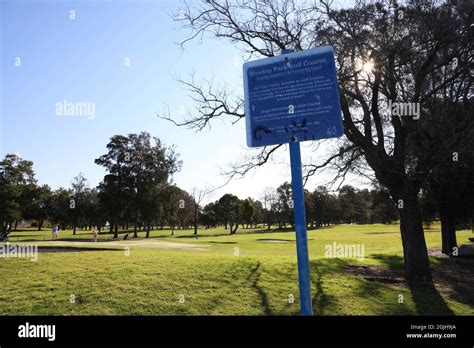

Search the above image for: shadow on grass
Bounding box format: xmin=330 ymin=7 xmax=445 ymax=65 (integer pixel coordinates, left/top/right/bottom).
xmin=155 ymin=224 xmax=340 ymax=239
xmin=371 ymin=254 xmax=405 ymax=270
xmin=8 ymin=234 xmax=50 ymax=238
xmin=408 ymin=282 xmax=455 ymax=315
xmin=173 ymin=229 xmax=288 ymax=239
xmin=91 ymin=225 xmax=332 ymax=240
xmin=247 ymin=261 xmax=273 ymax=315
xmin=372 ymin=254 xmax=455 ymax=315
xmin=431 ymin=255 xmax=474 ymax=308
xmin=207 ymin=241 xmax=238 ymax=245
xmin=172 ymin=226 xmax=314 ymax=239
xmin=309 ymin=259 xmax=346 ymax=315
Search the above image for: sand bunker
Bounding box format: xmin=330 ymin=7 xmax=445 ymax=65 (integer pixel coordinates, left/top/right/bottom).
xmin=37 ymin=246 xmax=120 ymax=253
xmin=41 ymin=240 xmax=211 ymax=251
xmin=256 ymin=238 xmax=295 ymax=243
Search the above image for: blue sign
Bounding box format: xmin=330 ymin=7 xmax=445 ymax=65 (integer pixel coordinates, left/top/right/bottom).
xmin=243 ymin=46 xmax=343 ymax=147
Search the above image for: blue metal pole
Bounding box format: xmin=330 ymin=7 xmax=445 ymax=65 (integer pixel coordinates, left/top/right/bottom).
xmin=280 ymin=48 xmax=312 ymax=315
xmin=289 ymin=141 xmax=313 ymax=315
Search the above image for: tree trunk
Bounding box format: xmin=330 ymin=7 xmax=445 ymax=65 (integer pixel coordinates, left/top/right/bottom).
xmin=145 ymin=224 xmax=150 ymax=238
xmin=440 ymin=210 xmax=457 ymax=255
xmin=113 ymin=224 xmax=118 ymax=239
xmin=397 ymin=189 xmax=432 ymax=283
xmin=73 ymin=223 xmax=77 ymax=235
xmin=133 ymin=222 xmax=138 ymax=238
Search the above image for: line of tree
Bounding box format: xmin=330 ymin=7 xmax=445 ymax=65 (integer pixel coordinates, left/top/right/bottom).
xmin=0 ymin=133 xmax=198 ymax=240
xmin=200 ymin=183 xmax=399 ymax=234
xmin=2 ymin=144 xmax=472 ymax=246
xmin=0 ymin=148 xmax=403 ymax=238
xmin=2 ymin=128 xmax=473 ymax=250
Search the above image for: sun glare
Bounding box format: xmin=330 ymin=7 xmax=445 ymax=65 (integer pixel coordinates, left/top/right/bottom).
xmin=362 ymin=60 xmax=374 ymax=73
xmin=355 ymin=58 xmax=374 ymax=74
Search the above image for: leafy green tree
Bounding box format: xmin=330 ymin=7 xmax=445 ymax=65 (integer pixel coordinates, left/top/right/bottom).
xmin=164 ymin=185 xmax=182 ymax=235
xmin=338 ymin=186 xmax=357 ymax=224
xmin=50 ymin=188 xmax=73 ymax=231
xmin=132 ymin=133 xmax=181 ymax=237
xmin=276 ymin=182 xmax=293 ymax=229
xmin=0 ymin=154 xmax=36 ymax=237
xmin=240 ymin=198 xmax=254 ymax=229
xmin=70 ymin=173 xmax=90 ymax=235
xmin=21 ymin=184 xmax=52 ymax=230
xmin=0 ymin=178 xmax=21 ymax=239
xmin=217 ymin=194 xmax=241 ymax=234
xmin=421 ymin=102 xmax=474 ymax=254
xmin=177 ymin=188 xmax=195 ymax=231
xmin=251 ymin=200 xmax=264 ymax=228
xmin=83 ymin=188 xmax=103 ymax=231
xmin=139 ymin=184 xmax=162 ymax=238
xmin=96 ymin=133 xmax=181 ymax=238
xmin=370 ymin=188 xmax=399 ymax=224
xmin=200 ymin=202 xmax=218 ymax=229
xmin=96 ymin=135 xmax=132 ymax=238
xmin=311 ymin=186 xmax=341 ymax=227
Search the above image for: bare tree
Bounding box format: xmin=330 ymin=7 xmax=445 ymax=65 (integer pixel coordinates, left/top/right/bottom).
xmin=190 ymin=187 xmax=209 ymax=235
xmin=160 ymin=0 xmax=473 ymax=282
xmin=71 ymin=172 xmax=90 ymax=235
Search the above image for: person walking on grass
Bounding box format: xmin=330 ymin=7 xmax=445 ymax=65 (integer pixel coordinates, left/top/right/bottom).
xmin=92 ymin=227 xmax=98 ymax=242
xmin=52 ymin=225 xmax=59 ymax=240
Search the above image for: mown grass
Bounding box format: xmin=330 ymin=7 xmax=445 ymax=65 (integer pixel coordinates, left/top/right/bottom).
xmin=1 ymin=223 xmax=473 ymax=315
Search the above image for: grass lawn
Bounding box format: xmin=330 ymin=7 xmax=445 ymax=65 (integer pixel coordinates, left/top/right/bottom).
xmin=1 ymin=223 xmax=473 ymax=315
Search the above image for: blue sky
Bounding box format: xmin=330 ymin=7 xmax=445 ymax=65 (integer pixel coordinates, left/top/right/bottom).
xmin=1 ymin=0 xmax=368 ymax=203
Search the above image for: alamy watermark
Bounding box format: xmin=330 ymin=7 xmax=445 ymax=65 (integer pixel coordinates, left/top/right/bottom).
xmin=0 ymin=242 xmax=38 ymax=262
xmin=388 ymin=99 xmax=420 ymax=120
xmin=18 ymin=322 xmax=55 ymax=341
xmin=55 ymin=99 xmax=96 ymax=120
xmin=324 ymin=242 xmax=365 ymax=261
